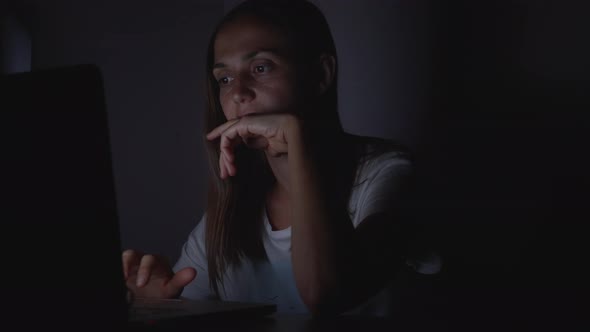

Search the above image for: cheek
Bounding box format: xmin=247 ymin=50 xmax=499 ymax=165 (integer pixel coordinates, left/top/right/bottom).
xmin=268 ymin=85 xmax=299 ymax=112
xmin=219 ymin=91 xmax=237 ymax=120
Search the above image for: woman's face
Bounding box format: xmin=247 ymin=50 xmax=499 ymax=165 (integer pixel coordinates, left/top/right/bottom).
xmin=213 ymin=16 xmax=304 ymax=121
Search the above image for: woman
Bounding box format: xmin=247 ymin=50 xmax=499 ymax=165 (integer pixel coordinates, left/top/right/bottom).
xmin=123 ymin=0 xmax=433 ymax=316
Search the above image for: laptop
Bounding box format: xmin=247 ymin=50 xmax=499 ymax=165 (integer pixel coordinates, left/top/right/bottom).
xmin=0 ymin=64 xmax=276 ymax=330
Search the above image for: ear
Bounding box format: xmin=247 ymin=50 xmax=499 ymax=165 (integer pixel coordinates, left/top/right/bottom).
xmin=317 ymin=53 xmax=336 ymax=96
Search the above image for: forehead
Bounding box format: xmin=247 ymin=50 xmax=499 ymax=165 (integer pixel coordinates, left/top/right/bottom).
xmin=214 ymin=16 xmax=291 ymax=61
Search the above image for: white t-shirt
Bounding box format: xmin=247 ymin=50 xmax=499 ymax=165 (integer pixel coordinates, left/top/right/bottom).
xmin=173 ymin=149 xmax=441 ymax=315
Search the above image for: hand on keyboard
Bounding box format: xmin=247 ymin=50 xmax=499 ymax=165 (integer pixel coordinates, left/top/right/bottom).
xmin=122 ymin=249 xmax=196 ymax=299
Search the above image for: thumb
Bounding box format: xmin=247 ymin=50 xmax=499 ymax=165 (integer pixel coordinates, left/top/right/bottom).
xmin=165 ymin=267 xmax=197 ymax=297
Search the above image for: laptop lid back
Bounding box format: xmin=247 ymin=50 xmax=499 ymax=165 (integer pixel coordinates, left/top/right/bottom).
xmin=0 ymin=64 xmax=128 ymax=329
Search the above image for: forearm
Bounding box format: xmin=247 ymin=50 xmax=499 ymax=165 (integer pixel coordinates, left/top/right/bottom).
xmin=286 ymin=119 xmax=362 ymax=315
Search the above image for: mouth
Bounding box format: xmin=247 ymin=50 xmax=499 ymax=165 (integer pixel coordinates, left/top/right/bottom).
xmin=237 ymin=110 xmax=259 ymax=118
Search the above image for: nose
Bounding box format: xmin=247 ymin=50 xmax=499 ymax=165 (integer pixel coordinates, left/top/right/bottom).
xmin=232 ymin=77 xmax=255 ymax=104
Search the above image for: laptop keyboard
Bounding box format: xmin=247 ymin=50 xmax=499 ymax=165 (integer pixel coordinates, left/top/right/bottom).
xmin=129 ymin=298 xmax=193 ymax=321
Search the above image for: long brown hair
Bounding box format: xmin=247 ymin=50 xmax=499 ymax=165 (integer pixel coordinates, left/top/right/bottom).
xmin=203 ymin=0 xmax=365 ymax=298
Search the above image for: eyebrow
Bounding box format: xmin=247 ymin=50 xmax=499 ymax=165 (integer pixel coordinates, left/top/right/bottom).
xmin=213 ymin=49 xmax=282 ymax=69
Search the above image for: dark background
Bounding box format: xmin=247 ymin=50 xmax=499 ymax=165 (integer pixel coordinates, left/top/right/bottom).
xmin=1 ymin=0 xmax=434 ymax=261
xmin=2 ymin=0 xmax=588 ymax=326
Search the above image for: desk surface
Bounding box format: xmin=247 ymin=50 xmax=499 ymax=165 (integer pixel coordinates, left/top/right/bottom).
xmin=128 ymin=313 xmax=400 ymax=332
xmin=127 ymin=288 xmax=588 ymax=332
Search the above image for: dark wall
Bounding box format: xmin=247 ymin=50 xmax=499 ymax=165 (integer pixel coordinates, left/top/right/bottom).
xmin=312 ymin=0 xmax=432 ymax=151
xmin=13 ymin=0 xmax=222 ymax=261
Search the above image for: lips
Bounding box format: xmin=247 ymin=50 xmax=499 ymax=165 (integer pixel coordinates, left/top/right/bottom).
xmin=237 ymin=110 xmax=260 ymax=118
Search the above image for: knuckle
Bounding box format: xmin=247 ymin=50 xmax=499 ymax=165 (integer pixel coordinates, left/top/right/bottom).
xmin=137 ymin=266 xmax=151 ymax=276
xmin=140 ymin=254 xmax=157 ymax=266
xmin=122 ymin=251 xmax=138 ymax=268
xmin=122 ymin=249 xmax=136 ymax=258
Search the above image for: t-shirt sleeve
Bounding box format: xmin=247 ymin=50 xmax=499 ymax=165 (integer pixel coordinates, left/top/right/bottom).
xmin=353 ymin=152 xmax=442 ymax=275
xmin=172 ymin=214 xmax=215 ymax=300
xmin=354 ymin=153 xmax=413 ymax=225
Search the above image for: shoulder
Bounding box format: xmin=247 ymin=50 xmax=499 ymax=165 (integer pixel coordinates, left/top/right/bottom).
xmin=186 ymin=214 xmax=207 ymax=245
xmin=346 ymin=135 xmax=413 ymax=225
xmin=350 ymin=135 xmax=413 ymax=184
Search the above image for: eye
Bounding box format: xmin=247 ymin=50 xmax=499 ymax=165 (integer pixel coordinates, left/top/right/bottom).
xmin=217 ymin=76 xmax=234 ymax=86
xmin=253 ymin=64 xmax=271 ymax=74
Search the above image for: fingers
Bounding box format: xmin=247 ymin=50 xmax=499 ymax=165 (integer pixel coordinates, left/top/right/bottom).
xmin=220 ymin=130 xmax=239 ymax=163
xmin=218 ymin=148 xmax=234 ymax=179
xmin=209 ymin=116 xmax=276 ymax=178
xmin=219 ymin=151 xmax=226 ymax=179
xmin=123 ymin=253 xmax=193 ymax=299
xmin=136 ymin=254 xmax=160 ymax=288
xmin=244 ymin=137 xmax=268 ymax=150
xmin=164 ymin=267 xmax=197 ymax=298
xmin=209 ymin=119 xmax=241 ymax=179
xmin=219 ymin=128 xmax=241 ymax=178
xmin=218 ymin=121 xmax=259 ymax=177
xmin=206 ymin=118 xmax=239 ymax=140
xmin=122 ymin=249 xmax=143 ymax=280
xmin=222 ymin=149 xmax=235 ymax=178
xmin=267 ymin=141 xmax=288 ymax=157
